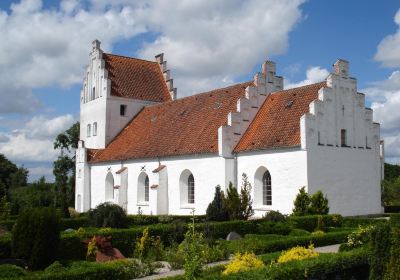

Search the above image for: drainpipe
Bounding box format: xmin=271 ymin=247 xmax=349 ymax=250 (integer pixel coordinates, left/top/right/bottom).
xmin=234 ymin=153 xmax=238 ymax=188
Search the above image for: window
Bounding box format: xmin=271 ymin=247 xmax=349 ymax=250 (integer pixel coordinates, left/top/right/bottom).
xmin=120 ymin=104 xmax=127 ymax=116
xmin=188 ymin=174 xmax=195 ymax=204
xmin=341 ymin=129 xmax=347 ymax=147
xmin=105 ymin=172 xmax=114 ymax=201
xmin=91 ymin=87 xmax=95 ymax=100
xmin=144 ymin=175 xmax=149 ymax=202
xmin=93 ymin=122 xmax=97 ymax=136
xmin=262 ymin=171 xmax=272 ymax=205
xmin=87 ymin=124 xmax=91 ymax=137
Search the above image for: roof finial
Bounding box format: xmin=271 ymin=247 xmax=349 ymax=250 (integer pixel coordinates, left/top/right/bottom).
xmin=92 ymin=39 xmax=101 ymax=50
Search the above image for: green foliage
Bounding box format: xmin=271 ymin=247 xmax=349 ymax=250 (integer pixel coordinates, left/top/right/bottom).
xmin=87 ymin=202 xmax=128 ymax=228
xmin=9 ymin=177 xmax=58 ymax=214
xmin=288 ymin=214 xmax=342 ymax=232
xmin=309 ymin=191 xmax=329 ymax=215
xmin=382 ymin=177 xmax=400 ymax=207
xmin=9 ymin=166 xmax=29 ymax=189
xmin=258 ymin=221 xmax=292 ymax=235
xmin=44 ymin=261 xmax=66 ymax=274
xmin=384 ymin=228 xmax=400 ymax=280
xmin=369 ymin=223 xmax=391 ymax=280
xmin=181 ymin=224 xmax=206 ymax=280
xmin=134 ymin=227 xmax=163 ymax=261
xmin=389 ymin=213 xmax=400 ymax=227
xmin=0 ymin=235 xmax=11 ymax=258
xmin=346 ymin=225 xmax=375 ymax=249
xmin=262 ymin=210 xmax=286 ymax=222
xmin=238 ymin=173 xmax=254 ymax=220
xmin=224 ymin=182 xmax=241 ymax=220
xmin=0 ymin=264 xmax=27 ymax=278
xmin=292 ymin=187 xmax=310 ymax=216
xmin=206 ymin=186 xmax=229 ymax=221
xmin=53 ymin=122 xmax=80 ymax=217
xmin=0 ymin=153 xmax=18 ymax=197
xmin=0 ymin=196 xmax=11 ymax=220
xmin=293 ymin=187 xmax=329 ymax=216
xmin=288 ymin=229 xmax=310 ymax=237
xmin=384 ymin=163 xmax=400 ymax=181
xmin=12 ymin=207 xmax=61 ymax=270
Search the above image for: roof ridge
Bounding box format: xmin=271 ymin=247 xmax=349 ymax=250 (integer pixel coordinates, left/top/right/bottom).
xmin=103 ymin=52 xmax=157 ymax=64
xmin=275 ymin=81 xmax=326 ymax=93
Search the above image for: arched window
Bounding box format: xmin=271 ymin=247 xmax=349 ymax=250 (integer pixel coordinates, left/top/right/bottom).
xmin=144 ymin=175 xmax=149 ymax=202
xmin=91 ymin=87 xmax=96 ymax=100
xmin=262 ymin=171 xmax=272 ymax=205
xmin=188 ymin=174 xmax=195 ymax=204
xmin=137 ymin=172 xmax=149 ymax=204
xmin=87 ymin=124 xmax=91 ymax=137
xmin=93 ymin=122 xmax=97 ymax=136
xmin=105 ymin=172 xmax=114 ymax=201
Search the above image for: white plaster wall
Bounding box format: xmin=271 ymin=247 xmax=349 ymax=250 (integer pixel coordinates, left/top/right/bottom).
xmin=307 ymin=145 xmax=381 ymax=216
xmin=88 ymin=154 xmax=228 ymax=215
xmin=237 ymin=149 xmax=308 ymax=216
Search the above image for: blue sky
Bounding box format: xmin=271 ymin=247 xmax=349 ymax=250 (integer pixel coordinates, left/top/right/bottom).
xmin=0 ymin=0 xmax=399 ymax=182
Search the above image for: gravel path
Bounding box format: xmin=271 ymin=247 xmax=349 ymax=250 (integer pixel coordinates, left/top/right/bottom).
xmin=134 ymin=244 xmax=341 ymax=280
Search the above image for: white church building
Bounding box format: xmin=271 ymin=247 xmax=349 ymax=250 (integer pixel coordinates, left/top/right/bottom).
xmin=75 ymin=40 xmax=384 ymax=217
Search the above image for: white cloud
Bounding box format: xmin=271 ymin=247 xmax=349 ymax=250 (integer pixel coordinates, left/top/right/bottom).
xmin=28 ymin=165 xmax=54 ymax=182
xmin=0 ymin=114 xmax=75 ymax=162
xmin=363 ymin=71 xmax=400 ymax=163
xmin=285 ymin=66 xmax=329 ymax=89
xmin=375 ymin=9 xmax=400 ymax=67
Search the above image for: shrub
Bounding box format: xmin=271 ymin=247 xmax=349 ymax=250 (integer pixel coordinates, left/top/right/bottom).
xmin=289 ymin=229 xmax=310 ymax=236
xmin=263 ymin=210 xmax=286 ymax=222
xmin=277 ymin=244 xmax=319 ymax=263
xmin=309 ymin=191 xmax=329 ymax=215
xmin=384 ymin=228 xmax=400 ymax=280
xmin=288 ymin=214 xmax=342 ymax=232
xmin=224 ymin=182 xmax=241 ymax=220
xmin=206 ymin=186 xmax=229 ymax=221
xmin=181 ymin=225 xmax=206 ymax=280
xmin=134 ymin=227 xmax=163 ymax=261
xmin=292 ymin=187 xmax=310 ymax=216
xmin=369 ymin=223 xmax=391 ymax=280
xmin=0 ymin=264 xmax=27 ymax=278
xmin=258 ymin=221 xmax=292 ymax=235
xmin=238 ymin=173 xmax=254 ymax=220
xmin=222 ymin=252 xmax=264 ymax=275
xmin=389 ymin=213 xmax=400 ymax=227
xmin=87 ymin=203 xmax=128 ymax=228
xmin=311 ymin=230 xmax=325 ymax=236
xmin=0 ymin=196 xmax=11 ymax=220
xmin=12 ymin=207 xmax=60 ymax=270
xmin=44 ymin=261 xmax=66 ymax=273
xmin=346 ymin=225 xmax=375 ymax=249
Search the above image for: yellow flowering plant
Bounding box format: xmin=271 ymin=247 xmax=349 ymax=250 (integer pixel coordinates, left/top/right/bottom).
xmin=222 ymin=252 xmax=264 ymax=275
xmin=277 ymin=244 xmax=319 ymax=263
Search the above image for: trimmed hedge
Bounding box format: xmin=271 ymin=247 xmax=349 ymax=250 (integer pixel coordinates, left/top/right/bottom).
xmin=201 ymin=248 xmax=369 ymax=279
xmin=390 ymin=213 xmax=400 ymax=227
xmin=287 ymin=214 xmax=342 ymax=232
xmin=342 ymin=217 xmax=388 ymax=228
xmin=226 ymin=231 xmax=350 ymax=255
xmin=384 ymin=205 xmax=400 ymax=213
xmin=0 ymin=235 xmax=11 ymax=259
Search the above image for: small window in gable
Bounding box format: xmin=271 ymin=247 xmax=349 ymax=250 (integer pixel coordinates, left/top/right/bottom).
xmin=87 ymin=124 xmax=91 ymax=137
xmin=120 ymin=104 xmax=127 ymax=116
xmin=93 ymin=122 xmax=97 ymax=136
xmin=341 ymin=129 xmax=347 ymax=147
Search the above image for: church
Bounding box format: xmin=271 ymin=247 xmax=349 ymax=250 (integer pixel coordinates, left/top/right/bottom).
xmin=75 ymin=40 xmax=384 ymax=217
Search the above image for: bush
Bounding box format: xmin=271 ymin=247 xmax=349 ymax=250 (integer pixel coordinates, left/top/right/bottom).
xmin=134 ymin=227 xmax=163 ymax=261
xmin=12 ymin=207 xmax=60 ymax=270
xmin=44 ymin=261 xmax=66 ymax=274
xmin=222 ymin=252 xmax=264 ymax=275
xmin=262 ymin=210 xmax=286 ymax=222
xmin=258 ymin=221 xmax=292 ymax=235
xmin=181 ymin=225 xmax=206 ymax=280
xmin=288 ymin=214 xmax=342 ymax=232
xmin=389 ymin=213 xmax=400 ymax=227
xmin=385 ymin=227 xmax=400 ymax=280
xmin=342 ymin=217 xmax=387 ymax=228
xmin=384 ymin=205 xmax=400 ymax=213
xmin=0 ymin=264 xmax=27 ymax=278
xmin=277 ymin=244 xmax=318 ymax=263
xmin=288 ymin=229 xmax=310 ymax=237
xmin=346 ymin=225 xmax=375 ymax=249
xmin=292 ymin=187 xmax=310 ymax=216
xmin=87 ymin=203 xmax=128 ymax=228
xmin=206 ymin=186 xmax=229 ymax=222
xmin=309 ymin=191 xmax=329 ymax=215
xmin=369 ymin=223 xmax=391 ymax=280
xmin=0 ymin=235 xmax=11 ymax=258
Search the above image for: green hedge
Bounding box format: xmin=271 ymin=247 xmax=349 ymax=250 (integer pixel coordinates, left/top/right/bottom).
xmin=0 ymin=235 xmax=11 ymax=259
xmin=226 ymin=231 xmax=350 ymax=255
xmin=342 ymin=217 xmax=387 ymax=228
xmin=0 ymin=220 xmax=15 ymax=231
xmin=390 ymin=213 xmax=400 ymax=227
xmin=201 ymin=248 xmax=369 ymax=280
xmin=287 ymin=214 xmax=342 ymax=231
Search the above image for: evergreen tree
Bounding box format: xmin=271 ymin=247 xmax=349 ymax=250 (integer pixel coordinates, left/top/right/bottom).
xmin=206 ymin=185 xmax=229 ymax=221
xmin=292 ymin=187 xmax=310 ymax=216
xmin=239 ymin=173 xmax=254 ymax=220
xmin=224 ymin=182 xmax=241 ymax=220
xmin=309 ymin=190 xmax=329 ymax=214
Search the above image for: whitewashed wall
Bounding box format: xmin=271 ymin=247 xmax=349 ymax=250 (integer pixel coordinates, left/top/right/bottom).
xmin=236 ymin=149 xmax=308 ymax=216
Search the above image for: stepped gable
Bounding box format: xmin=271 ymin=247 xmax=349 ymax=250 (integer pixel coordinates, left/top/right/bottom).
xmin=89 ymin=81 xmax=253 ymax=163
xmin=103 ymin=53 xmax=172 ymax=102
xmin=234 ymin=82 xmax=326 ymax=153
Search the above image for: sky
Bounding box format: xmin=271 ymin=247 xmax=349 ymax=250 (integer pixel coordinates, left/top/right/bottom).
xmin=0 ymin=0 xmax=399 ymax=182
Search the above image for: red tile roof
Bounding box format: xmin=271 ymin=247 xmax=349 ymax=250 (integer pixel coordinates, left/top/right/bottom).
xmin=89 ymin=81 xmax=253 ymax=163
xmin=103 ymin=53 xmax=172 ymax=102
xmin=234 ymin=82 xmax=325 ymax=153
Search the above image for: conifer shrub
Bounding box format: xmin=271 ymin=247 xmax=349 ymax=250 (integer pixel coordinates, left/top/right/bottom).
xmin=224 ymin=182 xmax=241 ymax=220
xmin=206 ymin=186 xmax=229 ymax=221
xmin=222 ymin=252 xmax=264 ymax=275
xmin=369 ymin=223 xmax=391 ymax=280
xmin=12 ymin=207 xmax=61 ymax=270
xmin=87 ymin=202 xmax=128 ymax=228
xmin=292 ymin=187 xmax=310 ymax=216
xmin=224 ymin=174 xmax=254 ymax=220
xmin=309 ymin=191 xmax=329 ymax=215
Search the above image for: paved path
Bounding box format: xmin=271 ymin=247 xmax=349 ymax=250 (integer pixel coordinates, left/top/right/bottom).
xmin=135 ymin=244 xmax=341 ymax=280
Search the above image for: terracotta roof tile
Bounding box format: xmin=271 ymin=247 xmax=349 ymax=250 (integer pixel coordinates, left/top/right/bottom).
xmin=89 ymin=81 xmax=253 ymax=163
xmin=103 ymin=53 xmax=171 ymax=102
xmin=234 ymin=82 xmax=325 ymax=153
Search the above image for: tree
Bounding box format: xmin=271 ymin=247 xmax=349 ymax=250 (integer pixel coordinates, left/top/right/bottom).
xmin=309 ymin=191 xmax=329 ymax=215
xmin=206 ymin=185 xmax=229 ymax=221
xmin=53 ymin=122 xmax=79 ymax=217
xmin=0 ymin=154 xmax=18 ymax=197
xmin=292 ymin=187 xmax=311 ymax=216
xmin=9 ymin=166 xmax=28 ymax=189
xmin=382 ymin=175 xmax=400 ymax=206
xmin=239 ymin=173 xmax=254 ymax=220
xmin=384 ymin=163 xmax=400 ymax=181
xmin=224 ymin=182 xmax=241 ymax=220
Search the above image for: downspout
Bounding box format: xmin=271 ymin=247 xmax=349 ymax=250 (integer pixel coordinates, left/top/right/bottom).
xmin=234 ymin=152 xmax=238 ymax=188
